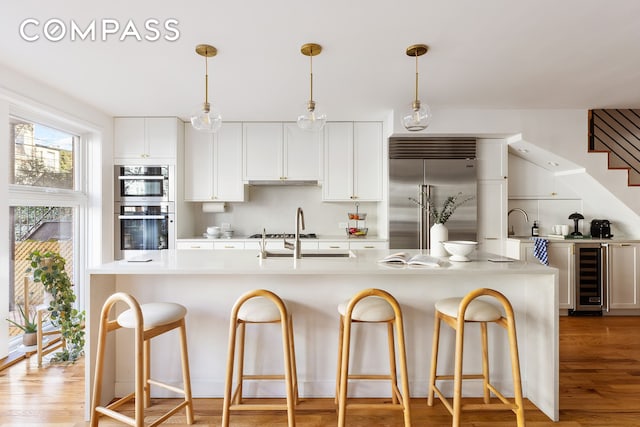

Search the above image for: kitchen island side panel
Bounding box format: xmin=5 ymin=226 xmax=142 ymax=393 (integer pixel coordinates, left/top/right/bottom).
xmin=85 ymin=252 xmax=558 ymax=421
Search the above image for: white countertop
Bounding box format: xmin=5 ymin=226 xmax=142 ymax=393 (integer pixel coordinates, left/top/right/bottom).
xmin=89 ymin=249 xmax=552 ymax=276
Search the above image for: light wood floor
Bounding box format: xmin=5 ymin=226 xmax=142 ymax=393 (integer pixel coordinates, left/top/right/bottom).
xmin=1 ymin=316 xmax=640 ymax=426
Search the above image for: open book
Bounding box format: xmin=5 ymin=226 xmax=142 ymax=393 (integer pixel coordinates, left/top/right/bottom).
xmin=378 ymin=252 xmax=443 ymax=267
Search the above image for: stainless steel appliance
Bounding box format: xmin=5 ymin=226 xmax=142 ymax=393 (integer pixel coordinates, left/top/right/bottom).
xmin=115 ymin=202 xmax=175 ymax=259
xmin=114 ymin=165 xmax=174 ymax=203
xmin=571 ymin=243 xmax=607 ymax=315
xmin=389 ymin=139 xmax=477 ymax=250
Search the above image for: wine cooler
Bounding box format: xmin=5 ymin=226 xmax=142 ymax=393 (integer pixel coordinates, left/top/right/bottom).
xmin=570 ymin=243 xmax=606 ymax=315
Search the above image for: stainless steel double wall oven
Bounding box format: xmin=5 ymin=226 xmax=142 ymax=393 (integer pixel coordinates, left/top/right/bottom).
xmin=114 ymin=165 xmax=175 ymax=259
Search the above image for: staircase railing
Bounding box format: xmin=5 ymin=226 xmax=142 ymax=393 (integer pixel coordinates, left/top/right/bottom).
xmin=589 ymin=109 xmax=640 ymax=186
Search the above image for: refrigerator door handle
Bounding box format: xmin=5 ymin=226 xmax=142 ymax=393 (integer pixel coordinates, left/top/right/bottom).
xmin=421 ymin=184 xmax=431 ymax=250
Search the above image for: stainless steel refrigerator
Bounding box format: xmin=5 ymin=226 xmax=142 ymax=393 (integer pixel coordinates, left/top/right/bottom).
xmin=389 ymin=158 xmax=477 ymax=249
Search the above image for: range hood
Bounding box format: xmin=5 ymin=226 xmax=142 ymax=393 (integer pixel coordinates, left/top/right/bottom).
xmin=248 ymin=179 xmax=319 ymax=186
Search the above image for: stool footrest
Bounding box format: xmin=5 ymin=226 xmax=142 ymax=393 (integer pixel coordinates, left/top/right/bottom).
xmin=462 ymin=402 xmax=519 ymax=411
xmin=147 ymin=378 xmax=188 ymax=395
xmin=348 ymin=374 xmax=392 ymax=380
xmin=347 ymin=402 xmax=406 ymax=411
xmin=229 ymin=403 xmax=289 ymax=411
xmin=434 ymin=373 xmax=485 ymax=381
xmin=242 ymin=374 xmax=286 ymax=380
xmin=95 ymin=406 xmax=137 ymax=427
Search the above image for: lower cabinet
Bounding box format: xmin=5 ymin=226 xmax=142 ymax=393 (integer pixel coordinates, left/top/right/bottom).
xmin=607 ymin=243 xmax=640 ymax=310
xmin=521 ymin=241 xmax=574 ymax=311
xmin=176 ymin=241 xmax=215 ymax=250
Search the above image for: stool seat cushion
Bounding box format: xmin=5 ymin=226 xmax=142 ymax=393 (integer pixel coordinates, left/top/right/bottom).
xmin=435 ymin=297 xmax=502 ymax=322
xmin=117 ymin=302 xmax=187 ymax=329
xmin=238 ymin=297 xmax=284 ymax=322
xmin=338 ymin=296 xmax=395 ymax=322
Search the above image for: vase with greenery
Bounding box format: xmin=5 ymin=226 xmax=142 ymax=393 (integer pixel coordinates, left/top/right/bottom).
xmin=27 ymin=250 xmax=85 ymax=363
xmin=409 ymin=190 xmax=474 ymax=256
xmin=6 ymin=304 xmax=38 ymax=346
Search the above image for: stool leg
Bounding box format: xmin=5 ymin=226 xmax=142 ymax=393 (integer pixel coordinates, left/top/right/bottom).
xmin=506 ymin=318 xmax=525 ymax=426
xmin=178 ymin=319 xmax=194 ymax=424
xmin=386 ymin=321 xmax=399 ymax=404
xmin=337 ymin=315 xmax=352 ymax=427
xmin=335 ymin=315 xmax=344 ymax=405
xmin=452 ymin=318 xmax=466 ymax=427
xmin=144 ymin=338 xmax=151 ymax=408
xmin=481 ymin=322 xmax=490 ymax=404
xmin=235 ymin=322 xmax=246 ymax=405
xmin=134 ymin=328 xmax=145 ymax=427
xmin=222 ymin=318 xmax=239 ymax=427
xmin=427 ymin=311 xmax=442 ymax=407
xmin=288 ymin=314 xmax=299 ymax=404
xmin=282 ymin=314 xmax=296 ymax=427
xmin=394 ymin=309 xmax=412 ymax=427
xmin=90 ymin=313 xmax=110 ymax=427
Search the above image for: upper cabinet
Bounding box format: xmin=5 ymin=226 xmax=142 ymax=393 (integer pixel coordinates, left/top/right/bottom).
xmin=114 ymin=117 xmax=180 ymax=162
xmin=323 ymin=122 xmax=383 ymax=202
xmin=477 ymin=138 xmax=507 ymax=180
xmin=476 ymin=138 xmax=508 ymax=253
xmin=243 ymin=122 xmax=322 ymax=182
xmin=184 ymin=123 xmax=245 ymax=202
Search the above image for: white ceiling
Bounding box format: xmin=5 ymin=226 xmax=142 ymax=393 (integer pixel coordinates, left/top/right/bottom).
xmin=2 ymin=1 xmax=640 ymax=123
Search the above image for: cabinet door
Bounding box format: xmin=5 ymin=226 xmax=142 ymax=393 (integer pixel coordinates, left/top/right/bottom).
xmin=283 ymin=123 xmax=322 ymax=180
xmin=243 ymin=123 xmax=283 ymax=180
xmin=214 ymin=123 xmax=245 ymax=201
xmin=547 ymin=243 xmax=574 ymax=310
xmin=114 ymin=118 xmax=147 ymax=159
xmin=476 ymin=138 xmax=507 ymax=180
xmin=323 ymin=122 xmax=353 ymax=201
xmin=353 ymin=122 xmax=383 ymax=201
xmin=184 ymin=126 xmax=214 ymax=201
xmin=608 ymin=243 xmax=640 ymax=310
xmin=145 ymin=118 xmax=178 ymax=159
xmin=477 ymin=179 xmax=507 ymax=253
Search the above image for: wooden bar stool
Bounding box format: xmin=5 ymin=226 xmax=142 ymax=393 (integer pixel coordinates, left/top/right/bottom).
xmin=90 ymin=292 xmax=194 ymax=427
xmin=427 ymin=288 xmax=525 ymax=427
xmin=222 ymin=289 xmax=298 ymax=427
xmin=336 ymin=288 xmax=411 ymax=427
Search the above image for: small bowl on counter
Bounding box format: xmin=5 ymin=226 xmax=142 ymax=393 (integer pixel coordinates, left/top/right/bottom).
xmin=442 ymin=240 xmax=478 ymax=262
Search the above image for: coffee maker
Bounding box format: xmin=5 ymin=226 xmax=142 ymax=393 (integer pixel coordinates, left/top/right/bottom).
xmin=590 ymin=219 xmax=613 ymax=238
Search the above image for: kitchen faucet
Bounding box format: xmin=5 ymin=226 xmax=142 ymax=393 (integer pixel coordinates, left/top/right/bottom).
xmin=284 ymin=207 xmax=305 ymax=259
xmin=507 ymin=208 xmax=529 ymax=236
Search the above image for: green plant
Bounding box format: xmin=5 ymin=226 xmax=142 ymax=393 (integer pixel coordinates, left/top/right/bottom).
xmin=6 ymin=304 xmax=37 ymax=334
xmin=409 ymin=191 xmax=474 ymax=225
xmin=27 ymin=250 xmax=85 ymax=363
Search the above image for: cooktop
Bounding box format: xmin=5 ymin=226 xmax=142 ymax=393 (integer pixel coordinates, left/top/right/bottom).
xmin=248 ymin=233 xmax=318 ymax=239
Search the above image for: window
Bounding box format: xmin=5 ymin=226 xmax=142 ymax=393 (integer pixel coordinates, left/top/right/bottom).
xmin=10 ymin=116 xmax=76 ymax=190
xmin=7 ymin=114 xmax=85 ymax=351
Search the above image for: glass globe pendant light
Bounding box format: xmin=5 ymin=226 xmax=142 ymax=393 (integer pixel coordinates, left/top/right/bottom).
xmin=402 ymin=44 xmax=431 ymax=131
xmin=190 ymin=44 xmax=222 ymax=133
xmin=297 ymin=43 xmax=326 ymax=131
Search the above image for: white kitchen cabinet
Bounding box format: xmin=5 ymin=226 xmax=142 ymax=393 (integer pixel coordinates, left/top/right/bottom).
xmin=348 ymin=241 xmax=388 ymax=250
xmin=319 ymin=241 xmax=350 ymax=250
xmin=477 ymin=138 xmax=507 ymax=180
xmin=244 ymin=240 xmax=318 ymax=250
xmin=477 ymin=179 xmax=507 ymax=254
xmin=114 ymin=117 xmax=180 ymax=161
xmin=213 ymin=240 xmax=245 ymax=250
xmin=184 ymin=123 xmax=245 ymax=202
xmin=243 ymin=122 xmax=322 ymax=182
xmin=607 ymin=243 xmax=640 ymax=310
xmin=520 ymin=241 xmax=574 ymax=310
xmin=176 ymin=241 xmax=215 ymax=250
xmin=323 ymin=122 xmax=383 ymax=201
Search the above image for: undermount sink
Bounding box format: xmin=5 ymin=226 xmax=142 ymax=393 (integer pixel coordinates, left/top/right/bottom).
xmin=260 ymin=250 xmax=356 ymax=259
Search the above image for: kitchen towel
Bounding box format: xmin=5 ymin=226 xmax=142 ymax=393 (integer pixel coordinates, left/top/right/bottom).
xmin=533 ymin=237 xmax=549 ymax=266
xmin=202 ymin=202 xmax=226 ymax=213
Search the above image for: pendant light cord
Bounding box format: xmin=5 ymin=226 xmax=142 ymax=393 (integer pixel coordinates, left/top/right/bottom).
xmin=309 ymin=48 xmax=314 ymax=104
xmin=414 ymin=51 xmax=419 ymax=104
xmin=204 ymin=51 xmax=209 ymax=107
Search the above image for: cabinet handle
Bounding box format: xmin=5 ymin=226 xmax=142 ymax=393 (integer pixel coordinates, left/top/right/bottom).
xmin=224 ymin=245 xmax=235 ymax=248
xmin=329 ymin=245 xmax=341 ymax=248
xmin=363 ymin=245 xmax=374 ymax=249
xmin=190 ymin=245 xmax=201 ymax=249
xmin=280 ymin=176 xmax=287 ymax=180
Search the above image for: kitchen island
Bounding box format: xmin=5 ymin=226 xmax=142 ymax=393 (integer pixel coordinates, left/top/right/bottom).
xmin=86 ymin=249 xmax=559 ymax=421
